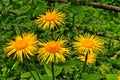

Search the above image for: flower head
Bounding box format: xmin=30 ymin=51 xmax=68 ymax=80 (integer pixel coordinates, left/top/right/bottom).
xmin=73 ymin=33 xmax=104 ymax=54
xmin=118 ymin=75 xmax=120 ymax=80
xmin=4 ymin=33 xmax=38 ymax=62
xmin=78 ymin=53 xmax=96 ymax=64
xmin=35 ymin=9 xmax=65 ymax=30
xmin=37 ymin=39 xmax=69 ymax=64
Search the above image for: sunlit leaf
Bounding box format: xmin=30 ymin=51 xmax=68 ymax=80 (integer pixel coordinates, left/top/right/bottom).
xmin=82 ymin=73 xmax=103 ymax=80
xmin=105 ymin=74 xmax=117 ymax=80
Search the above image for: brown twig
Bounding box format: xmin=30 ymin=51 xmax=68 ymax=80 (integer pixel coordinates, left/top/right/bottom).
xmin=88 ymin=2 xmax=120 ymax=12
xmin=53 ymin=0 xmax=120 ymax=12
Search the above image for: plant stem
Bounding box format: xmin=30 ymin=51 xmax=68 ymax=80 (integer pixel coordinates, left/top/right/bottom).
xmin=29 ymin=70 xmax=37 ymax=80
xmin=51 ymin=62 xmax=55 ymax=80
xmin=81 ymin=52 xmax=88 ymax=73
xmin=25 ymin=60 xmax=36 ymax=80
xmin=51 ymin=29 xmax=54 ymax=40
xmin=51 ymin=25 xmax=55 ymax=80
xmin=31 ymin=58 xmax=41 ymax=80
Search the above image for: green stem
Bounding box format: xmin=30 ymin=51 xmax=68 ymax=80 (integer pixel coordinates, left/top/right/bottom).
xmin=51 ymin=29 xmax=54 ymax=40
xmin=29 ymin=70 xmax=37 ymax=80
xmin=25 ymin=61 xmax=36 ymax=80
xmin=81 ymin=52 xmax=88 ymax=73
xmin=51 ymin=24 xmax=55 ymax=80
xmin=31 ymin=59 xmax=41 ymax=80
xmin=51 ymin=62 xmax=55 ymax=80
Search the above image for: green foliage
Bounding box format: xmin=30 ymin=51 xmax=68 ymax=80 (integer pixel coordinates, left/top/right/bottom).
xmin=105 ymin=74 xmax=117 ymax=80
xmin=82 ymin=73 xmax=103 ymax=80
xmin=40 ymin=74 xmax=53 ymax=80
xmin=1 ymin=0 xmax=120 ymax=80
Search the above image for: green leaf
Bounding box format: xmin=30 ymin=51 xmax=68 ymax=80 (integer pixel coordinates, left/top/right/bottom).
xmin=105 ymin=74 xmax=117 ymax=80
xmin=75 ymin=6 xmax=85 ymax=23
xmin=0 ymin=3 xmax=3 ymax=11
xmin=2 ymin=0 xmax=10 ymax=6
xmin=20 ymin=71 xmax=40 ymax=80
xmin=44 ymin=64 xmax=52 ymax=77
xmin=20 ymin=79 xmax=27 ymax=80
xmin=30 ymin=77 xmax=35 ymax=80
xmin=14 ymin=16 xmax=27 ymax=21
xmin=21 ymin=72 xmax=31 ymax=79
xmin=31 ymin=71 xmax=40 ymax=80
xmin=33 ymin=0 xmax=37 ymax=5
xmin=40 ymin=74 xmax=53 ymax=80
xmin=44 ymin=63 xmax=63 ymax=77
xmin=82 ymin=73 xmax=103 ymax=80
xmin=11 ymin=61 xmax=20 ymax=69
xmin=8 ymin=10 xmax=21 ymax=15
xmin=54 ymin=65 xmax=63 ymax=76
xmin=13 ymin=24 xmax=21 ymax=34
xmin=12 ymin=0 xmax=19 ymax=2
xmin=19 ymin=5 xmax=31 ymax=14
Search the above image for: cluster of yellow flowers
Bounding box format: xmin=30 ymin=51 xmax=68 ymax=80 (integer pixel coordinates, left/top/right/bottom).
xmin=73 ymin=34 xmax=104 ymax=64
xmin=3 ymin=9 xmax=104 ymax=65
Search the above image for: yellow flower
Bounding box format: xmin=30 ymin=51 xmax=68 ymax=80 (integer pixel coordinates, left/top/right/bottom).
xmin=4 ymin=33 xmax=38 ymax=62
xmin=78 ymin=53 xmax=96 ymax=64
xmin=37 ymin=39 xmax=69 ymax=64
xmin=35 ymin=9 xmax=65 ymax=30
xmin=73 ymin=33 xmax=104 ymax=54
xmin=118 ymin=76 xmax=120 ymax=80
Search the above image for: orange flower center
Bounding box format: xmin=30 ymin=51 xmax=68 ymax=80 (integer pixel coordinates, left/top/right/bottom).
xmin=14 ymin=40 xmax=28 ymax=50
xmin=82 ymin=39 xmax=95 ymax=48
xmin=44 ymin=13 xmax=57 ymax=21
xmin=45 ymin=41 xmax=61 ymax=54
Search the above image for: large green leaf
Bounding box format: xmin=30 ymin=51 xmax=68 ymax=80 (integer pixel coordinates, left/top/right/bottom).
xmin=40 ymin=74 xmax=53 ymax=80
xmin=44 ymin=64 xmax=52 ymax=77
xmin=71 ymin=5 xmax=85 ymax=23
xmin=75 ymin=6 xmax=85 ymax=22
xmin=105 ymin=74 xmax=117 ymax=80
xmin=82 ymin=73 xmax=103 ymax=80
xmin=44 ymin=63 xmax=63 ymax=77
xmin=20 ymin=71 xmax=41 ymax=80
xmin=20 ymin=72 xmax=31 ymax=79
xmin=54 ymin=65 xmax=63 ymax=76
